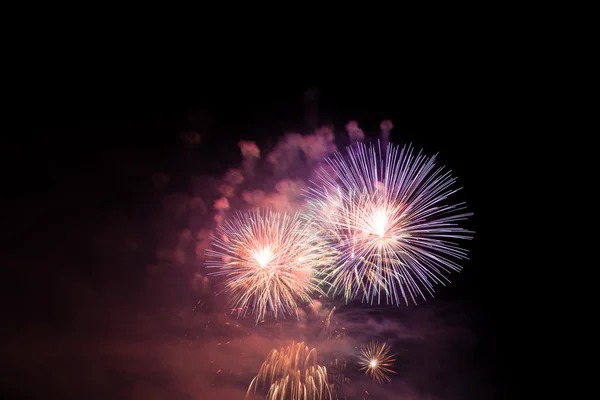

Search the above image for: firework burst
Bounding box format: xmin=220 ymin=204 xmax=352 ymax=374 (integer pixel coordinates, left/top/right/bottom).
xmin=247 ymin=342 xmax=334 ymax=399
xmin=206 ymin=210 xmax=335 ymax=323
xmin=359 ymin=341 xmax=396 ymax=383
xmin=306 ymin=142 xmax=473 ymax=306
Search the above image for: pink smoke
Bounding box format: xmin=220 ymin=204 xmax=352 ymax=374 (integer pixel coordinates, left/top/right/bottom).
xmin=346 ymin=120 xmax=365 ymax=143
xmin=380 ymin=119 xmax=394 ymax=142
xmin=238 ymin=140 xmax=261 ymax=176
xmin=241 ymin=179 xmax=306 ymax=212
xmin=266 ymin=127 xmax=336 ymax=173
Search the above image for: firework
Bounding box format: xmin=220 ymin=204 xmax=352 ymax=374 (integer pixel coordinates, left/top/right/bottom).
xmin=321 ymin=307 xmax=336 ymax=339
xmin=247 ymin=342 xmax=334 ymax=399
xmin=358 ymin=341 xmax=396 ymax=383
xmin=206 ymin=210 xmax=335 ymax=323
xmin=306 ymin=142 xmax=473 ymax=306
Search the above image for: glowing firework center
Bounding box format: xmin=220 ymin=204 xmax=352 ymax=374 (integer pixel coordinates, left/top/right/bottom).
xmin=253 ymin=247 xmax=274 ymax=268
xmin=372 ymin=208 xmax=388 ymax=239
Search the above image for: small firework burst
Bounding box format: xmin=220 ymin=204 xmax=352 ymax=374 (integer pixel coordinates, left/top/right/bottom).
xmin=206 ymin=209 xmax=336 ymax=323
xmin=247 ymin=342 xmax=334 ymax=399
xmin=306 ymin=142 xmax=473 ymax=306
xmin=358 ymin=341 xmax=396 ymax=383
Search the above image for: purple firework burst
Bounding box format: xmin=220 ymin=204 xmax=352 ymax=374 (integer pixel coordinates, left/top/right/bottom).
xmin=305 ymin=142 xmax=474 ymax=306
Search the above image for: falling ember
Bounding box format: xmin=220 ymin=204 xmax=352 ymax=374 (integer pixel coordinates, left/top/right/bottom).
xmin=328 ymin=357 xmax=349 ymax=395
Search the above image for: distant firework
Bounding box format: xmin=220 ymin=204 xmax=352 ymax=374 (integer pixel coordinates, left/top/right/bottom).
xmin=358 ymin=341 xmax=396 ymax=383
xmin=206 ymin=210 xmax=335 ymax=323
xmin=306 ymin=142 xmax=473 ymax=306
xmin=247 ymin=342 xmax=334 ymax=399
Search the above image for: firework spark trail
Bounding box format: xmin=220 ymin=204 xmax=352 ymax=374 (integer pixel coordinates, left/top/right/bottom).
xmin=247 ymin=342 xmax=334 ymax=399
xmin=306 ymin=142 xmax=474 ymax=306
xmin=358 ymin=341 xmax=396 ymax=384
xmin=322 ymin=307 xmax=336 ymax=339
xmin=206 ymin=210 xmax=337 ymax=323
xmin=329 ymin=357 xmax=350 ymax=396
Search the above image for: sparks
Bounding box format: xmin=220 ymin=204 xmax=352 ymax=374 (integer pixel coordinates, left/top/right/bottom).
xmin=306 ymin=142 xmax=474 ymax=306
xmin=247 ymin=342 xmax=334 ymax=399
xmin=206 ymin=209 xmax=336 ymax=323
xmin=359 ymin=341 xmax=396 ymax=383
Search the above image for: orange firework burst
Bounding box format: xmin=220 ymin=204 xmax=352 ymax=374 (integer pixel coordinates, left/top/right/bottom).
xmin=358 ymin=341 xmax=396 ymax=383
xmin=247 ymin=342 xmax=334 ymax=399
xmin=206 ymin=210 xmax=336 ymax=323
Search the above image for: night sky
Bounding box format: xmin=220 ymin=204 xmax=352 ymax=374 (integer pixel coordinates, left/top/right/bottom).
xmin=4 ymin=69 xmax=517 ymax=399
